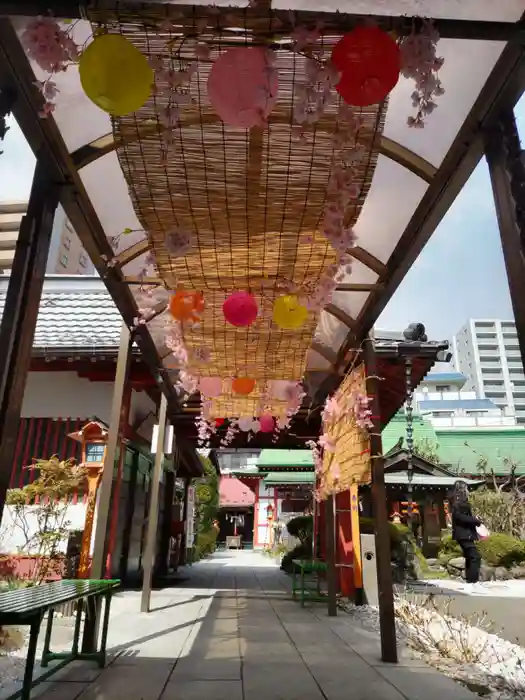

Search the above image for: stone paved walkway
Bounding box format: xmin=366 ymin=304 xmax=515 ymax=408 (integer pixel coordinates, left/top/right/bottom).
xmin=21 ymin=551 xmax=477 ymax=700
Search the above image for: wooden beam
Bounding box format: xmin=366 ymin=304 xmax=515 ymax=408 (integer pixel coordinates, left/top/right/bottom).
xmin=348 ymin=247 xmax=386 ymax=277
xmin=116 ymin=239 xmax=151 ymax=267
xmin=91 ymin=324 xmax=132 ymax=579
xmin=362 ymin=337 xmax=397 ymax=664
xmin=484 ymin=110 xmax=525 ymax=379
xmin=325 ymin=494 xmax=338 ymax=617
xmin=0 ymin=18 xmax=178 ymax=409
xmin=3 ymin=2 xmax=524 ymax=41
xmin=335 ymin=282 xmax=382 ymax=292
xmin=325 ymin=303 xmax=355 ymax=328
xmin=0 ymin=160 xmax=59 ymax=523
xmin=141 ymin=393 xmax=168 ymax=613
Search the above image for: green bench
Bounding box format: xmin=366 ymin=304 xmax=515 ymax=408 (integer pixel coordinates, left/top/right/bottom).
xmin=291 ymin=559 xmax=327 ymax=606
xmin=0 ymin=578 xmax=120 ymax=700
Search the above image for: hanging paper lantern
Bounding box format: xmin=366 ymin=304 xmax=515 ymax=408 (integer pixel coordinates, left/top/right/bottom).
xmin=215 ymin=418 xmax=226 ymax=428
xmin=259 ymin=414 xmax=274 ymax=433
xmin=238 ymin=416 xmax=254 ymax=432
xmin=232 ymin=377 xmax=256 ymax=396
xmin=331 ymin=26 xmax=400 ymax=107
xmin=273 ymin=294 xmax=308 ymax=330
xmin=207 ymin=47 xmax=279 ymax=128
xmin=269 ymin=380 xmax=297 ymax=401
xmin=79 ymin=33 xmax=153 ymax=116
xmin=169 ymin=290 xmax=204 ymax=323
xmin=199 ymin=376 xmax=222 ymax=398
xmin=223 ymin=291 xmax=258 ymax=327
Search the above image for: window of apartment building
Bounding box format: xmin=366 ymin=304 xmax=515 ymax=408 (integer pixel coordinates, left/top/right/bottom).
xmin=60 ymin=254 xmax=68 ymax=267
xmin=501 ymin=322 xmax=516 ymax=330
xmin=431 ymin=411 xmax=454 ymax=418
xmin=65 ymin=219 xmax=75 ymax=234
xmin=466 ymin=410 xmax=485 ymax=417
xmin=475 ymin=322 xmax=496 ymax=329
xmin=79 ymin=252 xmax=88 ymax=268
xmin=435 ymin=385 xmax=450 ymax=392
xmin=63 ymin=235 xmax=71 ymax=251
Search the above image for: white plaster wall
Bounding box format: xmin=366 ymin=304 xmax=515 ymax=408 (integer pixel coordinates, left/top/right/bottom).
xmin=21 ymin=372 xmax=113 ymax=421
xmin=0 ymin=503 xmax=87 ymax=554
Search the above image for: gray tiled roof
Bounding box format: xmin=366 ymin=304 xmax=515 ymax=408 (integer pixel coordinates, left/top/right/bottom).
xmin=0 ymin=275 xmax=123 ymax=352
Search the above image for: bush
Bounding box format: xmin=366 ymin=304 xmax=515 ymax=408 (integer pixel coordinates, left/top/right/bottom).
xmin=359 ymin=517 xmax=427 ymax=580
xmin=477 ymin=533 xmax=525 ymax=568
xmin=469 ymin=488 xmax=525 ymax=539
xmin=286 ymin=515 xmax=313 ymax=542
xmin=193 ymin=529 xmax=218 ymax=561
xmin=438 ymin=534 xmax=462 ymax=563
xmin=280 ymin=540 xmax=313 ymax=574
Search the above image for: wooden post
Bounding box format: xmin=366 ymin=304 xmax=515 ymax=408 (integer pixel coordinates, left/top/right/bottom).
xmin=141 ymin=393 xmax=168 ymax=613
xmin=325 ymin=493 xmax=337 ymax=617
xmin=77 ymin=466 xmax=104 ymax=579
xmin=0 ymin=160 xmax=59 ymax=524
xmin=484 ymin=110 xmax=525 ymax=371
xmin=350 ymin=482 xmax=364 ymax=600
xmin=90 ymin=324 xmax=132 ymax=579
xmin=158 ymin=469 xmax=175 ymax=577
xmin=363 ymin=337 xmax=398 ymax=663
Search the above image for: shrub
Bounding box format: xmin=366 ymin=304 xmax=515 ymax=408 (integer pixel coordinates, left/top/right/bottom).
xmin=469 ymin=488 xmax=525 ymax=539
xmin=193 ymin=529 xmax=218 ymax=561
xmin=280 ymin=540 xmax=313 ymax=574
xmin=438 ymin=534 xmax=462 ymax=563
xmin=359 ymin=517 xmax=427 ymax=580
xmin=477 ymin=533 xmax=525 ymax=568
xmin=286 ymin=515 xmax=313 ymax=542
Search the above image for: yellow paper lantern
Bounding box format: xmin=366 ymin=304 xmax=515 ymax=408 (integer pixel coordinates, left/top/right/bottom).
xmin=79 ymin=34 xmax=153 ymax=116
xmin=273 ymin=294 xmax=308 ymax=330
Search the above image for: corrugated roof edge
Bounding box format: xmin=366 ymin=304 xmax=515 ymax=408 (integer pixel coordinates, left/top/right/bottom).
xmin=0 ymin=273 xmax=105 ymax=294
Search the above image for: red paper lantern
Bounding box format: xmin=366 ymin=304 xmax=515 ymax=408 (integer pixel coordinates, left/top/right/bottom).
xmin=259 ymin=413 xmax=274 ymax=433
xmin=331 ymin=26 xmax=400 ymax=107
xmin=223 ymin=291 xmax=258 ymax=327
xmin=232 ymin=377 xmax=256 ymax=396
xmin=215 ymin=418 xmax=226 ymax=428
xmin=169 ymin=290 xmax=205 ymax=322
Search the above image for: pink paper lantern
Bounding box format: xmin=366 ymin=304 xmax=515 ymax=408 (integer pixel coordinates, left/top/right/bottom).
xmin=207 ymin=47 xmax=279 ymax=128
xmin=199 ymin=376 xmax=222 ymax=398
xmin=259 ymin=414 xmax=274 ymax=433
xmin=223 ymin=291 xmax=258 ymax=327
xmin=238 ymin=416 xmax=254 ymax=432
xmin=269 ymin=380 xmax=297 ymax=401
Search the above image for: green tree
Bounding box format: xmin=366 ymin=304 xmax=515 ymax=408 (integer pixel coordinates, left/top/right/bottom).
xmin=6 ymin=456 xmax=86 ymax=583
xmin=413 ymin=438 xmax=440 ymax=464
xmin=192 ymin=455 xmax=219 ymax=559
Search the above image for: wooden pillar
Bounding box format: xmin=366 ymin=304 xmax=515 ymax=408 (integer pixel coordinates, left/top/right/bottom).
xmin=0 ymin=160 xmax=59 ymax=524
xmin=90 ymin=324 xmax=132 ymax=579
xmin=158 ymin=469 xmax=175 ymax=577
xmin=485 ymin=110 xmax=525 ymax=371
xmin=119 ymin=449 xmax=139 ymax=581
xmin=363 ymin=337 xmax=398 ymax=663
xmin=325 ymin=493 xmax=337 ymax=616
xmin=141 ymin=393 xmax=168 ymax=613
xmin=105 ymin=383 xmax=132 ymax=577
xmin=179 ymin=477 xmax=190 ymax=566
xmin=77 ymin=465 xmax=104 ymax=579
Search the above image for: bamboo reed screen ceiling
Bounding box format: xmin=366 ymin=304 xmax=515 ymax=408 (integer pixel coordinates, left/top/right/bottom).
xmin=94 ymin=8 xmax=385 ymax=417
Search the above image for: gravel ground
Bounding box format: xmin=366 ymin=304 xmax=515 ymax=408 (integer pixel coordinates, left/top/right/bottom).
xmin=340 ymin=598 xmax=525 ymax=700
xmin=0 ymin=616 xmax=76 ymax=696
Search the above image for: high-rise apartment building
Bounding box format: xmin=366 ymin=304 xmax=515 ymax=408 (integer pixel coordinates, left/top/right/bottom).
xmin=0 ymin=201 xmax=94 ymax=275
xmin=452 ymin=319 xmax=525 ymax=424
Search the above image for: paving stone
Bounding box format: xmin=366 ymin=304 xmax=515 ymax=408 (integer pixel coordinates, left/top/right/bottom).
xmin=75 ymin=663 xmax=173 ymax=700
xmin=33 ymin=681 xmax=91 ymax=700
xmin=375 ymin=665 xmax=478 ymax=700
xmin=162 ymin=679 xmax=243 ymax=700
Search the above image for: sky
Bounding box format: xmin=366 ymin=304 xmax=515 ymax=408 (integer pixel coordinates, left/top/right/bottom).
xmin=1 ymin=93 xmax=524 ymax=345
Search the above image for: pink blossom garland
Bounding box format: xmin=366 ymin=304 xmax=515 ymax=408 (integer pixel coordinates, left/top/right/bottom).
xmin=21 ymin=18 xmax=79 ymax=117
xmin=196 ymin=399 xmax=214 ymax=448
xmin=399 ymin=19 xmax=444 ymax=128
xmin=151 ymin=54 xmax=198 ymax=162
xmin=350 ymin=390 xmax=374 ymax=431
xmin=165 ymin=320 xmax=189 ymax=366
xmin=220 ymin=420 xmax=238 ymax=447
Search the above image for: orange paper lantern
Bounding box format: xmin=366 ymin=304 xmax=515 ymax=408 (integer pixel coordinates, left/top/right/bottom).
xmin=332 ymin=26 xmax=400 ymax=107
xmin=232 ymin=378 xmax=256 ymax=396
xmin=169 ymin=290 xmax=204 ymax=322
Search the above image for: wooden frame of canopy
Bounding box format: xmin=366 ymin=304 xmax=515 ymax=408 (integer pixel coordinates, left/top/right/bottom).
xmin=0 ymin=5 xmax=524 ymax=426
xmin=0 ymin=1 xmax=525 ymax=596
